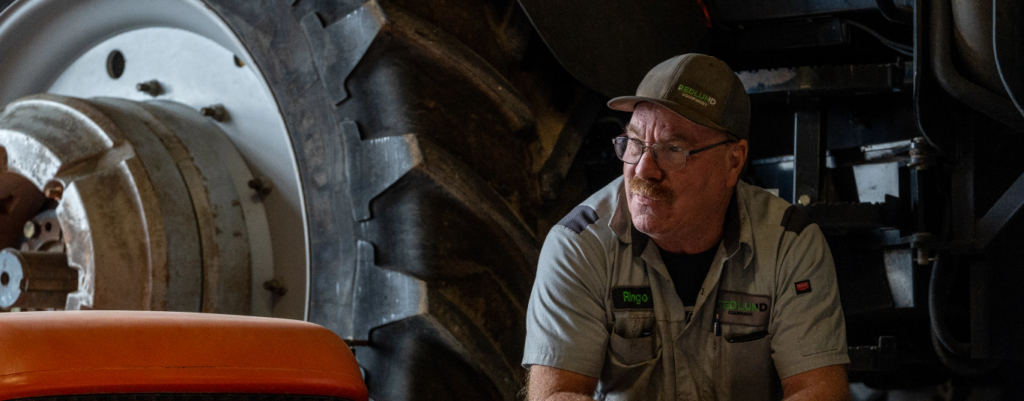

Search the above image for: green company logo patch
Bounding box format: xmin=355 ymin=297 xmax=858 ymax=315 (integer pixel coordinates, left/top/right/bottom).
xmin=716 ymin=300 xmax=768 ymax=314
xmin=714 ymin=290 xmax=771 ymax=326
xmin=677 ymin=84 xmax=717 ymax=106
xmin=612 ymin=287 xmax=654 ymax=309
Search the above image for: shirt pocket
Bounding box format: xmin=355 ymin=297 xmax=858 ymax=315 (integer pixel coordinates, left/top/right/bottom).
xmin=599 ymin=311 xmax=662 ymax=401
xmin=713 ymin=328 xmax=776 ymax=400
xmin=608 ymin=310 xmax=660 ymax=366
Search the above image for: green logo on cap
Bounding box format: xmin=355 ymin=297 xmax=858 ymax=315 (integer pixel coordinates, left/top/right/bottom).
xmin=677 ymin=84 xmax=717 ymax=107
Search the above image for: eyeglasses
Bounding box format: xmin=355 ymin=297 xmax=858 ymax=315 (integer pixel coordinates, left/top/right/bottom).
xmin=612 ymin=136 xmax=733 ymax=171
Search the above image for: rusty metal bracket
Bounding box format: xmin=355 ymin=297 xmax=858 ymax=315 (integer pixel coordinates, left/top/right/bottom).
xmin=0 ymin=249 xmax=78 ymax=309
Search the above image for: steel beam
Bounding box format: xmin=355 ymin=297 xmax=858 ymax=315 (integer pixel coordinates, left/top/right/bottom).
xmin=976 ymin=170 xmax=1024 ymax=248
xmin=793 ymin=104 xmax=825 ymax=204
xmin=739 ymin=64 xmax=912 ymax=95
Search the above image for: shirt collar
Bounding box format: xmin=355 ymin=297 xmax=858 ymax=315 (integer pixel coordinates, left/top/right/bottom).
xmin=610 ymin=180 xmax=754 ymax=268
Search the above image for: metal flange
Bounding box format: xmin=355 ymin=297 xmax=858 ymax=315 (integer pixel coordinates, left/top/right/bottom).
xmin=0 ymin=94 xmax=267 ymax=313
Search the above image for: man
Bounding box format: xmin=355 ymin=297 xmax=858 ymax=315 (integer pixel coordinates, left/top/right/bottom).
xmin=522 ymin=54 xmax=850 ymax=400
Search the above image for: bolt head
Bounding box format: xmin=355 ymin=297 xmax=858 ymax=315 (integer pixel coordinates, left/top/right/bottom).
xmin=263 ymin=278 xmax=287 ymax=296
xmin=22 ymin=221 xmax=36 ymax=239
xmin=135 ymin=80 xmax=162 ymax=97
xmin=248 ymin=177 xmax=271 ymax=196
xmin=43 ymin=181 xmax=64 ymax=201
xmin=199 ymin=104 xmax=228 ymax=122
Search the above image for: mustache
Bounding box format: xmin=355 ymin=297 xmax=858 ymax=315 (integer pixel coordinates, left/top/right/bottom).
xmin=629 ymin=177 xmax=673 ymax=202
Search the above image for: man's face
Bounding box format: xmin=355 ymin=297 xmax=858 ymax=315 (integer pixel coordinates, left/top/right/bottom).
xmin=623 ymin=103 xmax=746 ymax=244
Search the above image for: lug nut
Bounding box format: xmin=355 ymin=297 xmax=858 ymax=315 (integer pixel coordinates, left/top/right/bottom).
xmin=263 ymin=279 xmax=287 ymax=297
xmin=200 ymin=104 xmax=228 ymax=122
xmin=22 ymin=221 xmax=37 ymax=239
xmin=43 ymin=180 xmax=63 ymax=202
xmin=136 ymin=80 xmax=162 ymax=97
xmin=248 ymin=177 xmax=272 ymax=197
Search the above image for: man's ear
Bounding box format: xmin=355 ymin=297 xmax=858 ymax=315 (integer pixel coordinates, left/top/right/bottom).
xmin=728 ymin=139 xmax=748 ymax=186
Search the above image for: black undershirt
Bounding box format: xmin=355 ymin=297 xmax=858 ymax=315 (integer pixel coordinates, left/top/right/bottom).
xmin=658 ymin=246 xmax=717 ymax=306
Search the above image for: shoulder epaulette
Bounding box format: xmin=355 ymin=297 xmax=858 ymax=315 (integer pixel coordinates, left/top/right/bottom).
xmin=780 ymin=205 xmax=812 ymax=235
xmin=557 ymin=205 xmax=599 ymax=234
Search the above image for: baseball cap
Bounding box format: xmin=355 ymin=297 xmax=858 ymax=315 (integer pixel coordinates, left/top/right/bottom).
xmin=608 ymin=53 xmax=751 ymax=140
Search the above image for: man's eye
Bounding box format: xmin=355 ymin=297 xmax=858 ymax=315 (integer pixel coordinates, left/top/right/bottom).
xmin=667 ymin=146 xmax=685 ymax=153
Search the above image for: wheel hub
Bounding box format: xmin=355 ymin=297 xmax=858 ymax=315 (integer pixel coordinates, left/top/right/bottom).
xmin=0 ymin=94 xmax=263 ymax=313
xmin=0 ymin=0 xmax=308 ymax=317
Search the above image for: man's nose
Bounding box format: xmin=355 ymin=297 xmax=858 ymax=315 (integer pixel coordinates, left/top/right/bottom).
xmin=634 ymin=148 xmax=663 ymax=180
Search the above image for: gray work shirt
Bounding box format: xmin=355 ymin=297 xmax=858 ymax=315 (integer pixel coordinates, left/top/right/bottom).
xmin=523 ymin=177 xmax=849 ymax=400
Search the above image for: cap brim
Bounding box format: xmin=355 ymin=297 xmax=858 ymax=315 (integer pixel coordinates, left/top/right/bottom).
xmin=607 ymin=96 xmax=730 ymax=135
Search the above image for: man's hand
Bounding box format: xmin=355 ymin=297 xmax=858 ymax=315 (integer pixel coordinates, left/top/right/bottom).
xmin=526 ymin=365 xmax=599 ymax=401
xmin=781 ymin=364 xmax=850 ymax=401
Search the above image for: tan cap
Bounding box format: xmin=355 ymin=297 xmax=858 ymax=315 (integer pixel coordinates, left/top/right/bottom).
xmin=608 ymin=53 xmax=751 ymax=140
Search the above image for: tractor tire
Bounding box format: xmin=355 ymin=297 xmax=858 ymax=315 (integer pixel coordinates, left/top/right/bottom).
xmin=204 ymin=1 xmax=585 ymax=399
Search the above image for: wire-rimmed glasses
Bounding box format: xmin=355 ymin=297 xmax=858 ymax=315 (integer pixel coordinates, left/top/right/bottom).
xmin=612 ymin=136 xmax=733 ymax=171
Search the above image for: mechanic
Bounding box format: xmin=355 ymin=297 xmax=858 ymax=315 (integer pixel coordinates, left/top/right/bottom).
xmin=522 ymin=53 xmax=850 ymax=400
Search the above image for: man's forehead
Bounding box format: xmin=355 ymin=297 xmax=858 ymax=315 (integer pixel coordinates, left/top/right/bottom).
xmin=626 ymin=103 xmax=725 ymax=142
xmin=625 ymin=119 xmax=710 ymax=143
xmin=624 ymin=122 xmax=686 ymax=141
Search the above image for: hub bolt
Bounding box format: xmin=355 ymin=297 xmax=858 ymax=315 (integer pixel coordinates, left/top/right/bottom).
xmin=199 ymin=104 xmax=228 ymax=122
xmin=43 ymin=180 xmax=64 ymax=201
xmin=22 ymin=221 xmax=37 ymax=239
xmin=136 ymin=80 xmax=162 ymax=97
xmin=248 ymin=177 xmax=272 ymax=197
xmin=263 ymin=278 xmax=287 ymax=297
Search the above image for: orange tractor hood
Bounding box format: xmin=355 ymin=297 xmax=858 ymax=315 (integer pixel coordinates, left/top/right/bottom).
xmin=0 ymin=311 xmax=367 ymax=401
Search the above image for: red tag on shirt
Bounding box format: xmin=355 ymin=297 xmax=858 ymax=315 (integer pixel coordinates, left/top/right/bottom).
xmin=795 ymin=280 xmax=811 ymax=294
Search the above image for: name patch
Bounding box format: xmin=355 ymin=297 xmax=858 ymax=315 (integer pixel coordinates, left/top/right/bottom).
xmin=612 ymin=287 xmax=654 ymax=309
xmin=714 ymin=290 xmax=771 ymax=327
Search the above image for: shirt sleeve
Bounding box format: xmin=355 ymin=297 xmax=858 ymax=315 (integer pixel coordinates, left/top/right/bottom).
xmin=522 ymin=224 xmax=610 ymax=378
xmin=769 ymin=222 xmax=850 ymax=379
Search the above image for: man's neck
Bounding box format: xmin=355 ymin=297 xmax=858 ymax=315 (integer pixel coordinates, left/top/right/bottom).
xmin=649 ymin=196 xmax=731 ymax=255
xmin=651 ymin=224 xmax=723 ymax=255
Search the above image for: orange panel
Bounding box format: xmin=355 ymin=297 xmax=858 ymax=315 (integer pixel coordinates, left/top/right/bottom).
xmin=0 ymin=311 xmax=367 ymax=401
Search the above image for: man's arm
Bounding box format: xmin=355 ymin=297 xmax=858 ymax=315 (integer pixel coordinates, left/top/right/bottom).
xmin=522 ymin=215 xmax=610 ymax=390
xmin=769 ymin=210 xmax=850 ymax=391
xmin=527 ymin=365 xmax=599 ymax=401
xmin=781 ymin=364 xmax=850 ymax=401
